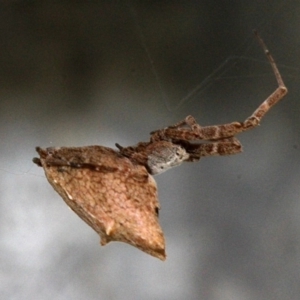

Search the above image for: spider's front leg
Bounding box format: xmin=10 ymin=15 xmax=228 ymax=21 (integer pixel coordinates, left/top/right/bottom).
xmin=150 ymin=114 xmax=244 ymax=142
xmin=151 ymin=31 xmax=287 ymax=143
xmin=176 ymin=137 xmax=242 ymax=162
xmin=244 ymin=31 xmax=288 ymax=128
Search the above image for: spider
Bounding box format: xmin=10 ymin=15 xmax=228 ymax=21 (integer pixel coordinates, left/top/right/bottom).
xmin=33 ymin=31 xmax=287 ymax=260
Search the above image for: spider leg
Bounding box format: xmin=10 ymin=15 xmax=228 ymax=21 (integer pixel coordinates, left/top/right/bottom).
xmin=243 ymin=30 xmax=287 ymax=128
xmin=150 ymin=31 xmax=287 ymax=143
xmin=151 ymin=120 xmax=243 ymax=141
xmin=179 ymin=137 xmax=242 ymax=161
xmin=150 ymin=115 xmax=198 ymax=142
xmin=150 ymin=115 xmax=204 ymax=142
xmin=197 ymin=32 xmax=287 ymax=138
xmin=166 ymin=115 xmax=200 ymax=129
xmin=163 ymin=118 xmax=189 ymax=129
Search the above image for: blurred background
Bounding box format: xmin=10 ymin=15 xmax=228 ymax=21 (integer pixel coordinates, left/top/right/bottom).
xmin=1 ymin=1 xmax=300 ymax=299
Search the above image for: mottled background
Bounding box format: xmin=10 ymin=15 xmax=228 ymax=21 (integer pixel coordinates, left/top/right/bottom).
xmin=1 ymin=1 xmax=300 ymax=300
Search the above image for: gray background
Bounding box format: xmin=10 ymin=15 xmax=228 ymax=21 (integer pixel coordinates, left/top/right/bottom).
xmin=1 ymin=1 xmax=300 ymax=299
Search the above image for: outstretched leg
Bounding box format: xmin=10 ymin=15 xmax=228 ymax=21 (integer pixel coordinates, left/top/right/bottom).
xmin=178 ymin=137 xmax=242 ymax=162
xmin=151 ymin=31 xmax=287 ymax=143
xmin=243 ymin=30 xmax=287 ymax=128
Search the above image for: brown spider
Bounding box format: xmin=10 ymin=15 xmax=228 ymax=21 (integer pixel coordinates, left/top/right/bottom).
xmin=33 ymin=31 xmax=287 ymax=260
